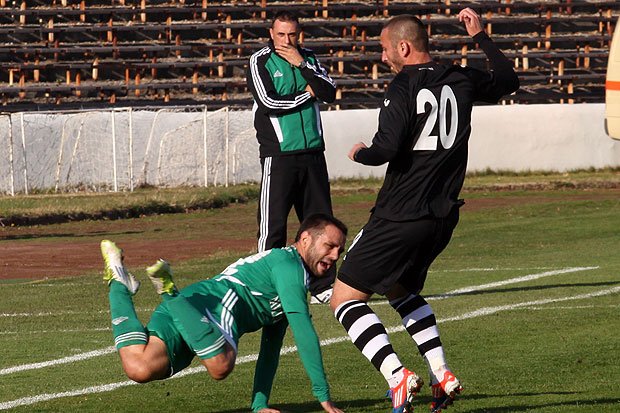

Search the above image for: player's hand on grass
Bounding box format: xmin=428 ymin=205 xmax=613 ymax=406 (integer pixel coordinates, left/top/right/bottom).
xmin=256 ymin=408 xmax=280 ymax=413
xmin=320 ymin=400 xmax=344 ymax=413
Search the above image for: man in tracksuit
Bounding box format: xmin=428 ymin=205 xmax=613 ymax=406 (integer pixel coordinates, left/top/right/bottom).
xmin=247 ymin=10 xmax=337 ymax=303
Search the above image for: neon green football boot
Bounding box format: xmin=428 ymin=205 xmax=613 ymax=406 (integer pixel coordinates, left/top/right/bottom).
xmin=146 ymin=259 xmax=178 ymax=296
xmin=100 ymin=240 xmax=140 ymax=295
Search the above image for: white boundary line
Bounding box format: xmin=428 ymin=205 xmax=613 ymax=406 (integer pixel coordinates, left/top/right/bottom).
xmin=0 ymin=268 xmax=617 ymax=410
xmin=0 ymin=308 xmax=151 ymax=318
xmin=371 ymin=266 xmax=599 ymax=306
xmin=0 ymin=348 xmax=116 ymax=376
xmin=434 ymin=266 xmax=599 ymax=298
xmin=2 ymin=285 xmax=618 ymax=410
xmin=0 ymin=266 xmax=600 ymax=375
xmin=523 ymin=304 xmax=620 ymax=310
xmin=0 ymin=327 xmax=111 ymax=336
xmin=0 ymin=267 xmax=597 ymax=319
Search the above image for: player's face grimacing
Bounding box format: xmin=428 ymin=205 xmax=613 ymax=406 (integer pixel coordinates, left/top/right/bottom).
xmin=302 ymin=224 xmax=345 ymax=277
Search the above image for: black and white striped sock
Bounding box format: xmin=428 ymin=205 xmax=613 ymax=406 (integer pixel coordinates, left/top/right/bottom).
xmin=335 ymin=299 xmax=403 ymax=383
xmin=390 ymin=294 xmax=447 ymax=374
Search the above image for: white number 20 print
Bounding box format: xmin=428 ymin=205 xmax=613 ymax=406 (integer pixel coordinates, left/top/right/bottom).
xmin=413 ymin=85 xmax=458 ymax=151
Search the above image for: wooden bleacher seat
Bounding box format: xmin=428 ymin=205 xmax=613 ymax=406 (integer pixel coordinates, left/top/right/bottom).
xmin=0 ymin=0 xmax=617 ymax=108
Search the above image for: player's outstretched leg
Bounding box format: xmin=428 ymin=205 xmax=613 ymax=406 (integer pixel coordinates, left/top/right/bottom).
xmin=101 ymin=240 xmax=140 ymax=295
xmin=100 ymin=240 xmax=148 ymax=350
xmin=146 ymin=259 xmax=178 ymax=296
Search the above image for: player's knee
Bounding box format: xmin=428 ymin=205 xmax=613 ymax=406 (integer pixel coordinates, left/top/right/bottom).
xmin=207 ymin=364 xmax=233 ymax=381
xmin=204 ymin=357 xmax=234 ymax=380
xmin=121 ymin=356 xmax=166 ymax=383
xmin=124 ymin=363 xmax=157 ymax=383
xmin=203 ymin=346 xmax=236 ymax=380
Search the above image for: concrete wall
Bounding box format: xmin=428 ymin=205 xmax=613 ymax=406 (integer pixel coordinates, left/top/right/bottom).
xmin=4 ymin=103 xmax=617 ymax=194
xmin=321 ymin=103 xmax=620 ymax=178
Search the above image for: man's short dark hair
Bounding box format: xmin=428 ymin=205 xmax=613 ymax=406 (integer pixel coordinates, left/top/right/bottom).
xmin=384 ymin=14 xmax=429 ymax=53
xmin=272 ymin=10 xmax=299 ymax=27
xmin=295 ymin=213 xmax=348 ymax=242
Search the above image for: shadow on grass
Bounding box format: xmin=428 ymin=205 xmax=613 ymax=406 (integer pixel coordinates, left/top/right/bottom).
xmin=0 ymin=229 xmax=144 ymax=241
xmin=216 ymin=391 xmax=620 ymax=412
xmin=216 ymin=396 xmax=387 ymax=413
xmin=427 ymin=280 xmax=620 ymax=299
xmin=459 ymin=393 xmax=620 ymax=412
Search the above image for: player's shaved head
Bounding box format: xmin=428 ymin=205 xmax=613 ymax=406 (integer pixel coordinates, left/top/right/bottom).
xmin=384 ymin=14 xmax=429 ymax=53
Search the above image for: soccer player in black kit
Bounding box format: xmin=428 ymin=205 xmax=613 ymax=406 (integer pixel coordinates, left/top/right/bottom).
xmin=330 ymin=8 xmax=519 ymax=413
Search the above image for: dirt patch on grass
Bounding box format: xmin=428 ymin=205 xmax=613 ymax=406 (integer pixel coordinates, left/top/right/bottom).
xmin=1 ymin=189 xmax=617 ymax=280
xmin=0 ymin=238 xmax=256 ymax=280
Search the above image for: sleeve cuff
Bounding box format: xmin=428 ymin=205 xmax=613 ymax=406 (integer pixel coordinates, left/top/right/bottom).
xmin=472 ymin=31 xmax=490 ymax=42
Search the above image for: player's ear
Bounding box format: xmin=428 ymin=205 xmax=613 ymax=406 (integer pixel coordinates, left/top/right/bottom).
xmin=299 ymin=230 xmax=311 ymax=247
xmin=399 ymin=40 xmax=410 ymax=57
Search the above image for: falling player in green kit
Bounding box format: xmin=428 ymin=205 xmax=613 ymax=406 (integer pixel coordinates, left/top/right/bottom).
xmin=101 ymin=213 xmax=347 ymax=413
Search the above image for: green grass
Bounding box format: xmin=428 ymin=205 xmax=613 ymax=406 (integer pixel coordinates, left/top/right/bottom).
xmin=1 ymin=173 xmax=619 ymax=412
xmin=1 ymin=168 xmax=619 ymax=225
xmin=0 ymin=185 xmax=260 ymax=226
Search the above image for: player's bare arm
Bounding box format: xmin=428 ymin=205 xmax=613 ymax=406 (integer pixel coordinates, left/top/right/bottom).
xmin=458 ymin=7 xmax=484 ymax=37
xmin=348 ymin=142 xmax=368 ymax=161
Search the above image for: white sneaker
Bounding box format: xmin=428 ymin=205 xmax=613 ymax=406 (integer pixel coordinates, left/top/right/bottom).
xmin=101 ymin=240 xmax=140 ymax=295
xmin=310 ymin=288 xmax=333 ymax=304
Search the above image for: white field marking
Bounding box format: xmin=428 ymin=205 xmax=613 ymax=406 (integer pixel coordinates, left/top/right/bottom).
xmin=0 ymin=347 xmax=116 ymax=376
xmin=0 ymin=308 xmax=151 ymax=318
xmin=434 ymin=266 xmax=558 ymax=273
xmin=433 ymin=285 xmax=620 ymax=324
xmin=371 ymin=266 xmax=599 ymax=306
xmin=1 ymin=285 xmax=618 ymax=411
xmin=0 ymin=327 xmax=111 ymax=336
xmin=0 ymin=266 xmax=597 ymax=374
xmin=22 ymin=284 xmax=96 ymax=288
xmin=434 ymin=266 xmax=599 ymax=298
xmin=9 ymin=279 xmax=100 ymax=287
xmin=4 ymin=267 xmax=585 ymax=317
xmin=520 ymin=304 xmax=620 ymax=310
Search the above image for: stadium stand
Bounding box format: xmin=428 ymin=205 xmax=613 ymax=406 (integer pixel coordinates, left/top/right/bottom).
xmin=0 ymin=0 xmax=618 ymax=110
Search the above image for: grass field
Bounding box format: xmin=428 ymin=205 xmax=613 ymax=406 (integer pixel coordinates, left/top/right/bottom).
xmin=1 ymin=173 xmax=619 ymax=412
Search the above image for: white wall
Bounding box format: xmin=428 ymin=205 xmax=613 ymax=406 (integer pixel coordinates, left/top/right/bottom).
xmin=3 ymin=103 xmax=617 ymax=194
xmin=321 ymin=103 xmax=620 ymax=178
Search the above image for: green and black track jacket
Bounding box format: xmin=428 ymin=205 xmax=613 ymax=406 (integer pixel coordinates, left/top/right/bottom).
xmin=247 ymin=41 xmax=336 ymax=158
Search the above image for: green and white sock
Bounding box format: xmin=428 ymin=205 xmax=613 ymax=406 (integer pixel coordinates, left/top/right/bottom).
xmin=109 ymin=281 xmax=148 ymax=350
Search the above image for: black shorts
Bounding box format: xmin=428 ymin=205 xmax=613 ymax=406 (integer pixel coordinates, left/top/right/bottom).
xmin=338 ymin=207 xmax=459 ymax=296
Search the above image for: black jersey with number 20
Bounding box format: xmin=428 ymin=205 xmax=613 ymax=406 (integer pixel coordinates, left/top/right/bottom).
xmin=360 ymin=32 xmax=519 ymax=221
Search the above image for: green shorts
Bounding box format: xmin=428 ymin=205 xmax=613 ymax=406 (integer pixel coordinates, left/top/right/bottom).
xmin=146 ymin=301 xmax=227 ymax=377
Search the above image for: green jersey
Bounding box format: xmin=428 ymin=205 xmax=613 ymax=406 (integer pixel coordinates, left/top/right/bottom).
xmin=186 ymin=247 xmax=311 ymax=338
xmin=149 ymin=246 xmax=330 ymax=411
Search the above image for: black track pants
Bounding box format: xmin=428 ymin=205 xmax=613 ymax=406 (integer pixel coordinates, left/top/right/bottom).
xmin=257 ymin=152 xmax=335 ymax=295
